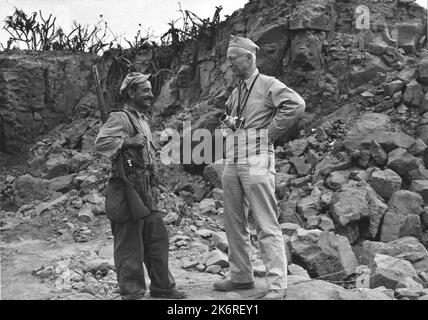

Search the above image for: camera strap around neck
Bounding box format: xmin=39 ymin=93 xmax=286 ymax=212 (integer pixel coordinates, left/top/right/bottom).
xmin=237 ymin=73 xmax=259 ymax=118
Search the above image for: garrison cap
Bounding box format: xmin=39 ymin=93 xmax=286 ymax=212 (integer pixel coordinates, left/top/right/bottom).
xmin=228 ymin=35 xmax=259 ymax=54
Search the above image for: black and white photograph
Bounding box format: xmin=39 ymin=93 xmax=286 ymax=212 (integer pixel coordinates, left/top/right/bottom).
xmin=1 ymin=0 xmax=428 ymax=311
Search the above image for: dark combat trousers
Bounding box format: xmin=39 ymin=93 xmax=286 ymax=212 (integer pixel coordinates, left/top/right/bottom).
xmin=110 ymin=210 xmax=176 ymax=300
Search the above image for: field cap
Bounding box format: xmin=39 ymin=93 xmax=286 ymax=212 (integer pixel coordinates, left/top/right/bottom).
xmin=120 ymin=72 xmax=150 ymax=95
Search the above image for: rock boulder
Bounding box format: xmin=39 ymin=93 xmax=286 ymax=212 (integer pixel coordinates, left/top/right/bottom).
xmin=380 ymin=190 xmax=424 ymax=242
xmin=290 ymin=229 xmax=358 ymax=281
xmin=370 ymin=254 xmax=419 ymax=289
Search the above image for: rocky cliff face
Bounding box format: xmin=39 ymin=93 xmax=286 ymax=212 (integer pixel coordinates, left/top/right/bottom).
xmin=147 ymin=0 xmax=426 ymax=120
xmin=0 ymin=51 xmax=100 ymax=153
xmin=1 ymin=0 xmax=426 ymax=152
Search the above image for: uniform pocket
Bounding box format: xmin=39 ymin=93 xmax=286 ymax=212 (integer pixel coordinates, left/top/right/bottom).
xmin=247 ymin=153 xmax=276 ymax=176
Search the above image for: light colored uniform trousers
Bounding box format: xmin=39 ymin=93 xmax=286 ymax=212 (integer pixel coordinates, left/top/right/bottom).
xmin=222 ymin=154 xmax=287 ymax=290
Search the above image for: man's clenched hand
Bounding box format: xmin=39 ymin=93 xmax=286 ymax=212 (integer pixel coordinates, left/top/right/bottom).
xmin=123 ymin=133 xmax=147 ymax=147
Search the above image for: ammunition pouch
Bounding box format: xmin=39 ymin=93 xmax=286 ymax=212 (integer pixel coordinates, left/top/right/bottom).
xmin=105 ymin=150 xmax=153 ymax=222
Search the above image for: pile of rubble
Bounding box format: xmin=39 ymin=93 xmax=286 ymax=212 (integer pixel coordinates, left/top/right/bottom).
xmin=32 ymin=244 xmax=118 ymax=299
xmin=0 ymin=116 xmax=110 ymax=242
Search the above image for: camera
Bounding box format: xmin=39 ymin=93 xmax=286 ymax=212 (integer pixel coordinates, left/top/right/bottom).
xmin=220 ymin=113 xmax=245 ymax=132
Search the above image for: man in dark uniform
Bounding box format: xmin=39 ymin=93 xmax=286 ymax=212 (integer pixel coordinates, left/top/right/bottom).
xmin=94 ymin=72 xmax=186 ymax=300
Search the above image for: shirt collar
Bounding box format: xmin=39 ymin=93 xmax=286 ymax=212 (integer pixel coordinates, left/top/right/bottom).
xmin=243 ymin=68 xmax=259 ymax=90
xmin=124 ymin=104 xmax=149 ymax=121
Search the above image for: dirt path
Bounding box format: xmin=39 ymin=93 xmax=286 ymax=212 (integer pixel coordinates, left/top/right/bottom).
xmin=1 ymin=238 xmax=106 ymax=300
xmin=1 ymin=209 xmax=397 ymax=301
xmin=0 ymin=235 xmax=272 ymax=300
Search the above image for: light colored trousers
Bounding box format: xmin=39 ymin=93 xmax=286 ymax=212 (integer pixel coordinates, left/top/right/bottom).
xmin=222 ymin=154 xmax=287 ymax=290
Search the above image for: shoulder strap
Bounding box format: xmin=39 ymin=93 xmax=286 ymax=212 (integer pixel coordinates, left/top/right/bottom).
xmin=237 ymin=73 xmax=259 ymax=118
xmin=110 ymin=110 xmax=139 ymax=136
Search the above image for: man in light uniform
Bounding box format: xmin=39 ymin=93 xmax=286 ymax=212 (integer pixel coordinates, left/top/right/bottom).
xmin=214 ymin=36 xmax=306 ymax=299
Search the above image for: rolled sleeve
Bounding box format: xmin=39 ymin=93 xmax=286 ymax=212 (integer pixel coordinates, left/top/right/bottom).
xmin=94 ymin=113 xmax=127 ymax=159
xmin=266 ymin=79 xmax=306 ymax=141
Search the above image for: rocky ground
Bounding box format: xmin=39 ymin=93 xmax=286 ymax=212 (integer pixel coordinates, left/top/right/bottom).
xmin=2 ymin=0 xmax=428 ymax=300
